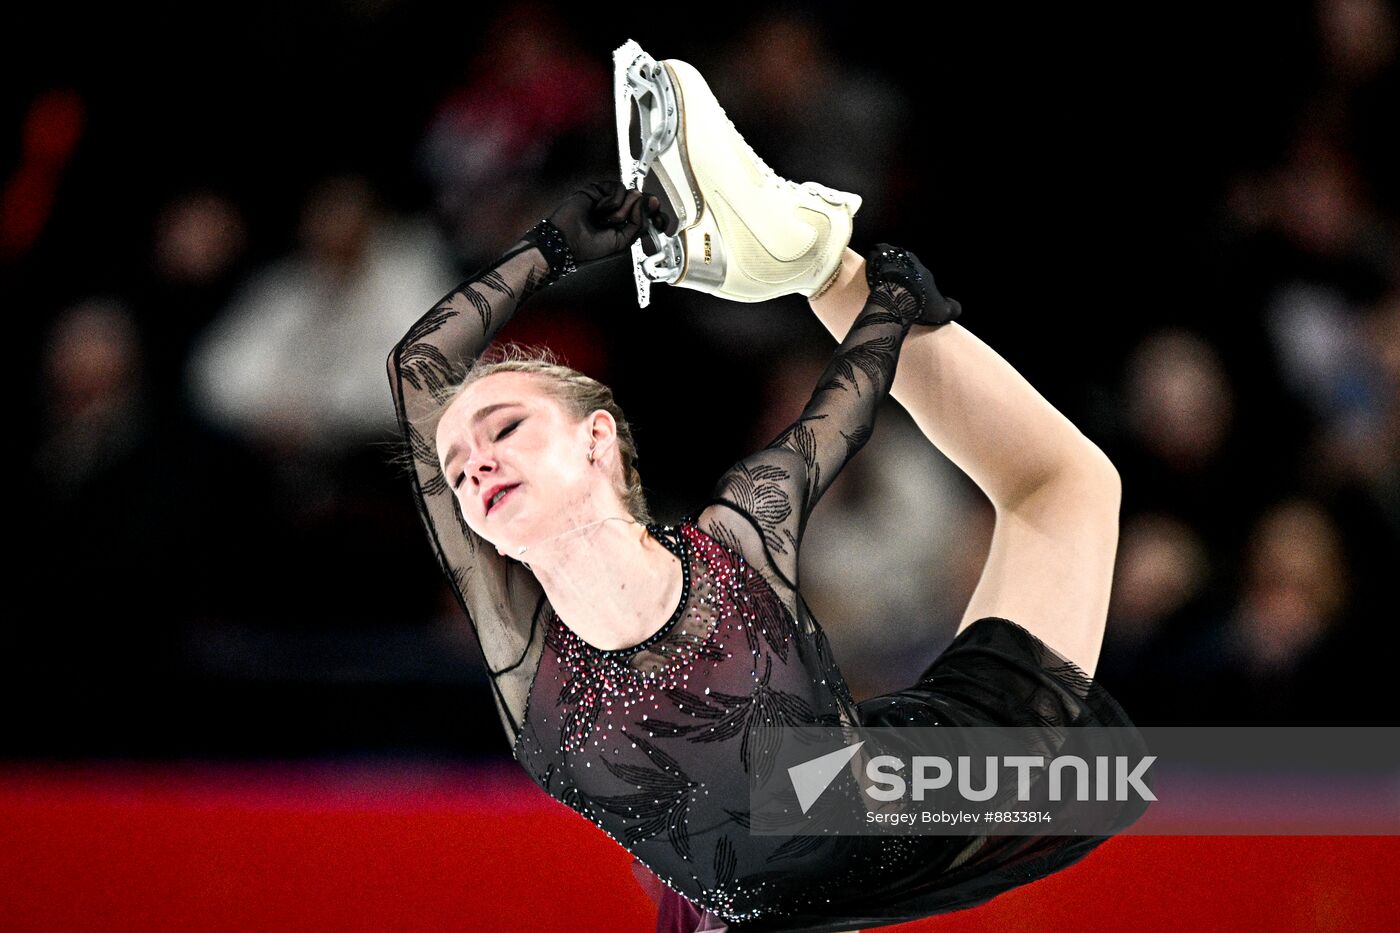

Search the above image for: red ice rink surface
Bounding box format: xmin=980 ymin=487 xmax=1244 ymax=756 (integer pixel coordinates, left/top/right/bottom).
xmin=2 ymin=760 xmax=1397 ymax=932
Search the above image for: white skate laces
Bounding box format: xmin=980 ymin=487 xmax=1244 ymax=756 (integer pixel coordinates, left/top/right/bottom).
xmin=613 ymin=38 xmax=862 ymax=307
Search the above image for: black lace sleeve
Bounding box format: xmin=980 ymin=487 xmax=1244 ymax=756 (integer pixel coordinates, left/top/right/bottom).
xmin=697 ymin=246 xmax=959 ymax=597
xmin=385 ymin=235 xmax=562 ymax=749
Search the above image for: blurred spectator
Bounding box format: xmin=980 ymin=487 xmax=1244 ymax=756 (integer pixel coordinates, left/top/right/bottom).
xmin=1126 ymin=329 xmax=1234 ymax=474
xmin=1315 ymin=0 xmax=1400 ymax=212
xmin=1223 ymin=119 xmax=1394 ymax=349
xmin=23 ymin=300 xmax=230 ymax=753
xmin=1346 ymin=289 xmax=1400 ymax=513
xmin=137 ymin=190 xmax=249 ymax=414
xmin=1237 ymin=500 xmax=1349 ymax=674
xmin=1096 ymin=512 xmax=1224 ymax=723
xmin=186 ymin=174 xmax=454 ymax=457
xmin=154 ymin=191 xmax=247 ymax=286
xmin=1109 ymin=327 xmax=1291 ymax=568
xmin=1306 ymin=285 xmax=1400 ymax=603
xmin=36 ymin=300 xmax=144 ymax=488
xmin=1318 ymin=0 xmax=1398 ymax=86
xmin=417 ymin=2 xmax=609 ymax=263
xmin=1109 ymin=513 xmax=1212 ymax=650
xmin=1266 ymin=280 xmax=1388 ymax=429
xmin=1174 ymin=498 xmax=1378 ymax=724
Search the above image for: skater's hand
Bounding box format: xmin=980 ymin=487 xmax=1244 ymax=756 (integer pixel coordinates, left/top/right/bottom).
xmin=865 ymin=244 xmax=962 ymax=327
xmin=544 ymin=180 xmax=669 ymax=265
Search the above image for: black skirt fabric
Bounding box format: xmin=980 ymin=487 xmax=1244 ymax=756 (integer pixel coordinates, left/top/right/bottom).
xmin=860 ymin=615 xmax=1133 ymax=731
xmin=733 ymin=616 xmax=1149 ymax=933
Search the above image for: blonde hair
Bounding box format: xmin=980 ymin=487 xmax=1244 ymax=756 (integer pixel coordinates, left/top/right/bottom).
xmin=446 ymin=343 xmax=653 ymax=525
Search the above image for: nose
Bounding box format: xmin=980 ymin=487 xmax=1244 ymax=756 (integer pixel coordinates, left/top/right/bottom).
xmin=464 ymin=450 xmax=496 ymax=488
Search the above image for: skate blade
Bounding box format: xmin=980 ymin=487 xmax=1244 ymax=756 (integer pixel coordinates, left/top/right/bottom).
xmin=614 ymin=39 xmax=689 ymax=307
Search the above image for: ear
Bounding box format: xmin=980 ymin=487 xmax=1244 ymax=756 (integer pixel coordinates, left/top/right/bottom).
xmin=585 ymin=409 xmax=618 ymax=460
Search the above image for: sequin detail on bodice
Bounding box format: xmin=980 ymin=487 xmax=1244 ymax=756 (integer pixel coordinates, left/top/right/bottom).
xmin=511 ymin=516 xmax=865 ymax=921
xmin=526 ymin=518 xmax=829 ymax=758
xmin=548 ymin=521 xmax=715 ymax=755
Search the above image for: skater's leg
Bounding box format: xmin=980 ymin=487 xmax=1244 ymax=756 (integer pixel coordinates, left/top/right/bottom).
xmin=808 ymin=249 xmax=1120 ymax=676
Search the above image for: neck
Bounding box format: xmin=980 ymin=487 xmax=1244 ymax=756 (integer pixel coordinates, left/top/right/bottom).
xmin=523 ymin=511 xmax=683 ymax=652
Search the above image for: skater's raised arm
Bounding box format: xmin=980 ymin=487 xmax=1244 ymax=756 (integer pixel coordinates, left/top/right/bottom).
xmin=701 ymin=246 xmax=959 ymax=591
xmin=767 ymin=245 xmax=961 ymax=522
xmin=384 ymin=231 xmax=562 ymax=744
xmin=385 ymin=180 xmax=665 ymax=743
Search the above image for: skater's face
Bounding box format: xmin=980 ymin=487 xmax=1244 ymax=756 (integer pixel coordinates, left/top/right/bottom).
xmin=435 ymin=371 xmax=621 ymax=555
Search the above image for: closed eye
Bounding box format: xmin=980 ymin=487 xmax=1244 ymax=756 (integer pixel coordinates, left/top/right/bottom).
xmin=448 ymin=419 xmax=522 ymax=491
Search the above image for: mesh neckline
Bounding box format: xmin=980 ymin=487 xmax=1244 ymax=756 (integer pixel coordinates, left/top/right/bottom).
xmin=590 ymin=520 xmax=692 ymax=659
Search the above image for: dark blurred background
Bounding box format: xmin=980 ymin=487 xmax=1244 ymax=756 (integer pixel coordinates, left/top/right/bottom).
xmin=5 ymin=0 xmax=1398 ymax=762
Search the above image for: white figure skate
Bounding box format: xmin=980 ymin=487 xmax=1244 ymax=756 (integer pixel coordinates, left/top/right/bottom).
xmin=613 ymin=39 xmax=862 ymax=308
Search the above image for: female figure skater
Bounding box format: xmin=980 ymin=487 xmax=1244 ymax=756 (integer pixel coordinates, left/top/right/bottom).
xmin=387 ymin=52 xmax=1145 ymax=933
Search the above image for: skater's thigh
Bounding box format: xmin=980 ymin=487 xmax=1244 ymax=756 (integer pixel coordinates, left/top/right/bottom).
xmin=956 ymin=470 xmax=1120 ymax=677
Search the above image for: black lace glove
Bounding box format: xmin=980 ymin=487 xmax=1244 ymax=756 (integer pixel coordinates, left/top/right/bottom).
xmin=865 ymin=243 xmax=962 ymax=327
xmin=521 ymin=180 xmax=670 ymax=283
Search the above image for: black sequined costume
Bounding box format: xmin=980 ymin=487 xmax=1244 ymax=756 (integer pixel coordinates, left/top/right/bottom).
xmin=387 ymin=232 xmax=1146 ymax=932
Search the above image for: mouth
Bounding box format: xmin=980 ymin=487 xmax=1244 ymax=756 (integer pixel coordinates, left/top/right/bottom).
xmin=485 ymin=484 xmax=520 ymax=516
